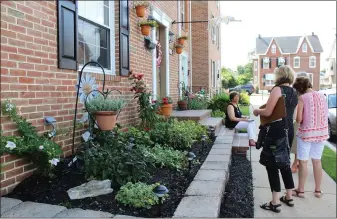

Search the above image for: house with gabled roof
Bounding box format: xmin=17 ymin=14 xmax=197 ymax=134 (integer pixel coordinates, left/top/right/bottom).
xmin=252 ymin=32 xmax=323 ymax=91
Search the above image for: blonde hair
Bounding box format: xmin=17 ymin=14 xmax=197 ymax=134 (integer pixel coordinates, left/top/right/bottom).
xmin=274 ymin=65 xmax=295 ymax=85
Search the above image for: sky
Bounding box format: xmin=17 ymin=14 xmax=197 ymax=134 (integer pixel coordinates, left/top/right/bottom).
xmin=220 ymin=1 xmax=336 ymax=71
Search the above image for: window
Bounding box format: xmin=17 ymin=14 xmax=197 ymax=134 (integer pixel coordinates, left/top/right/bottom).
xmin=254 ymin=61 xmax=258 ymax=71
xmin=212 ymin=61 xmax=216 ymax=87
xmin=271 ymin=44 xmax=276 ymax=53
xmin=216 ymin=26 xmax=220 ymax=49
xmin=328 ymin=94 xmax=337 ymax=108
xmin=78 ymin=1 xmax=114 ymax=73
xmin=264 ymin=73 xmax=275 ymax=86
xmin=309 ymin=56 xmax=316 ymax=68
xmin=263 ymin=57 xmax=270 ymax=69
xmin=293 ymin=57 xmax=300 ymax=68
xmin=278 ymin=57 xmax=285 ymax=66
xmin=302 ymin=43 xmax=307 ymax=53
xmin=181 ymin=1 xmax=185 ymax=29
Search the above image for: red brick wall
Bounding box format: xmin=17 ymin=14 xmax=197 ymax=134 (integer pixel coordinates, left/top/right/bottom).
xmin=0 ymin=0 xmax=189 ymax=196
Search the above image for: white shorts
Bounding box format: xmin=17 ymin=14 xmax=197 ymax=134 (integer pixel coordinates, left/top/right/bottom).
xmin=297 ymin=137 xmax=325 ymax=160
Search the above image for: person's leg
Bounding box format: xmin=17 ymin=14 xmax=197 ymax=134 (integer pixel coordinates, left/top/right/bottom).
xmin=296 ymin=137 xmax=310 ymax=196
xmin=235 ymin=121 xmax=256 ymax=145
xmin=266 ymin=166 xmax=281 ymax=204
xmin=280 ymin=166 xmax=295 ymax=204
xmin=309 ymin=141 xmax=325 ymax=198
xmin=247 ymin=121 xmax=256 ymax=140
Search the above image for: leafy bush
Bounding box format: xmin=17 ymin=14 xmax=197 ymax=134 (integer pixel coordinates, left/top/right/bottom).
xmin=208 ymin=93 xmax=229 ymax=112
xmin=211 ymin=110 xmax=225 ymax=118
xmin=86 ymin=96 xmax=126 ymax=112
xmin=116 ymin=182 xmax=166 ymax=209
xmin=239 ymin=92 xmax=250 ymax=105
xmin=84 ymin=134 xmax=154 ymax=185
xmin=147 ymin=145 xmax=187 ymax=170
xmin=188 ymin=93 xmax=209 ymax=110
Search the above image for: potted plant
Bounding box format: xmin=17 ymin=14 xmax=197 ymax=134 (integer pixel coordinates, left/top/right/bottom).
xmin=139 ymin=20 xmax=158 ymax=36
xmin=86 ymin=96 xmax=126 ymax=131
xmin=177 ymin=36 xmax=188 ymax=45
xmin=133 ymin=1 xmax=150 ymax=18
xmin=177 ymin=96 xmax=188 ymax=111
xmin=175 ymin=44 xmax=184 ymax=54
xmin=255 ymin=85 xmax=259 ymax=94
xmin=158 ymin=96 xmax=173 ymax=117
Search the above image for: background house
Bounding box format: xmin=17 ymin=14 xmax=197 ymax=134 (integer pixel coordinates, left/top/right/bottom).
xmin=322 ymin=36 xmax=336 ymax=88
xmin=253 ymin=33 xmax=323 ymax=91
xmin=191 ymin=1 xmax=221 ymax=96
xmin=0 ymin=0 xmax=192 ymax=196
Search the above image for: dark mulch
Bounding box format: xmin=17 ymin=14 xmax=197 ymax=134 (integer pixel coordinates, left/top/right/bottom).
xmin=219 ymin=154 xmax=254 ymax=218
xmin=6 ymin=140 xmax=214 ymax=218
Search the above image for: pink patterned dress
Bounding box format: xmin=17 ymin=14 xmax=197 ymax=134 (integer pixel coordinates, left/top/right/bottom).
xmin=297 ymin=91 xmax=329 ymax=142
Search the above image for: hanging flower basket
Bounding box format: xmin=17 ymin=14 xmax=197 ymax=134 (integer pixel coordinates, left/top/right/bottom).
xmin=177 ymin=36 xmax=188 ymax=45
xmin=175 ymin=44 xmax=184 ymax=54
xmin=139 ymin=20 xmax=158 ymax=36
xmin=95 ymin=111 xmax=117 ymax=131
xmin=134 ymin=1 xmax=150 ymax=18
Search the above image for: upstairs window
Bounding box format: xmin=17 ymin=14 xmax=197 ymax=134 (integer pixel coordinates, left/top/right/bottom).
xmin=302 ymin=43 xmax=307 ymax=53
xmin=309 ymin=56 xmax=316 ymax=68
xmin=293 ymin=57 xmax=300 ymax=68
xmin=271 ymin=44 xmax=276 ymax=54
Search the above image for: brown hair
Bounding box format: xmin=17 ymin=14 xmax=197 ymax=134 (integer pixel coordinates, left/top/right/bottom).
xmin=229 ymin=91 xmax=239 ymax=101
xmin=293 ymin=76 xmax=312 ymax=94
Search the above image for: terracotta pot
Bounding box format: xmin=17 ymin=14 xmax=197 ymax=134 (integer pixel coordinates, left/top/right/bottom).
xmin=95 ymin=111 xmax=117 ymax=131
xmin=177 ymin=100 xmax=188 ymax=110
xmin=176 ymin=47 xmax=183 ymax=54
xmin=178 ymin=38 xmax=186 ymax=45
xmin=135 ymin=5 xmax=146 ymax=18
xmin=158 ymin=104 xmax=173 ymax=117
xmin=140 ymin=25 xmax=151 ymax=36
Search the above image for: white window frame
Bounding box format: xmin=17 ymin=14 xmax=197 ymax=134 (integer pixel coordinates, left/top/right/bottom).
xmin=302 ymin=43 xmax=307 ymax=53
xmin=254 ymin=60 xmax=258 ymax=71
xmin=265 ymin=79 xmax=274 ymax=86
xmin=77 ymin=1 xmax=115 ymax=75
xmin=293 ymin=57 xmax=300 ymax=68
xmin=278 ymin=57 xmax=285 ymax=66
xmin=263 ymin=57 xmax=270 ymax=69
xmin=309 ymin=56 xmax=316 ymax=68
xmin=181 ymin=1 xmax=185 ymax=29
xmin=271 ymin=44 xmax=276 ymax=54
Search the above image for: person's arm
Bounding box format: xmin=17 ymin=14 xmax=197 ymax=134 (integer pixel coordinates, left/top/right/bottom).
xmin=296 ymin=96 xmax=304 ymax=124
xmin=253 ymin=87 xmax=281 ymax=117
xmin=227 ymin=105 xmax=247 ymax=122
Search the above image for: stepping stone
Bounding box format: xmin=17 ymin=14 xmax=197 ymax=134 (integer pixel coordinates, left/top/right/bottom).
xmin=200 ymin=161 xmax=229 ymax=170
xmin=185 ymin=180 xmax=224 ymax=197
xmin=173 ymin=196 xmax=221 ymax=218
xmin=194 ymin=169 xmax=226 ymax=182
xmin=1 ymin=198 xmax=22 ymax=215
xmin=209 ymin=148 xmax=231 ymax=155
xmin=214 ymin=138 xmax=233 ymax=144
xmin=54 ymin=208 xmax=113 ymax=218
xmin=1 ymin=201 xmax=66 ymax=218
xmin=212 ymin=143 xmax=232 ymax=149
xmin=205 ymin=154 xmax=230 ymax=162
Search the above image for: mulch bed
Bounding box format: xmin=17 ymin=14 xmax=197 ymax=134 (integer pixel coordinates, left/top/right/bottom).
xmin=6 ymin=140 xmax=214 ymax=218
xmin=219 ymin=154 xmax=254 ymax=218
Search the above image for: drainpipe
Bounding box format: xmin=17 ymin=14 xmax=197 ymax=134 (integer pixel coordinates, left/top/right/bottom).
xmin=189 ymin=1 xmax=192 ymax=93
xmin=177 ymin=1 xmax=181 ymax=97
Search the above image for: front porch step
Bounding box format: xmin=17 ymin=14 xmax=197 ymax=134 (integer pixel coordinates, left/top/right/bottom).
xmin=199 ymin=117 xmax=222 ymax=132
xmin=171 ymin=110 xmax=211 ymax=122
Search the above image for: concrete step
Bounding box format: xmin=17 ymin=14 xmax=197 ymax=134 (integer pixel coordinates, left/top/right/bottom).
xmin=171 ymin=110 xmax=211 ymax=122
xmin=198 ymin=117 xmax=222 ymax=132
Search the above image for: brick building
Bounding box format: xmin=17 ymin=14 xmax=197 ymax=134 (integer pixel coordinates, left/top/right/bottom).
xmin=253 ymin=33 xmax=323 ymax=91
xmin=0 ymin=0 xmax=192 ymax=195
xmin=191 ymin=1 xmax=221 ymax=95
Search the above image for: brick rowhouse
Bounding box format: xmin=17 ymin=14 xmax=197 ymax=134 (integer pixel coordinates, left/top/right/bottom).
xmin=0 ymin=0 xmax=191 ymax=196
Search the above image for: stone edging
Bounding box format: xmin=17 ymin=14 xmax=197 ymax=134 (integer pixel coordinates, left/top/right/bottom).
xmin=173 ymin=131 xmax=234 ymax=218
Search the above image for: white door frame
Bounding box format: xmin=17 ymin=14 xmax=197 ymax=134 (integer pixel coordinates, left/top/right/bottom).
xmin=151 ymin=7 xmax=172 ymax=99
xmin=181 ymin=52 xmax=189 ymax=88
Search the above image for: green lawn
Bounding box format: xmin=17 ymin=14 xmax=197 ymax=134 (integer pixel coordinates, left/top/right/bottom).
xmin=239 ymin=105 xmax=250 ymax=116
xmin=322 ymin=146 xmax=336 ymax=182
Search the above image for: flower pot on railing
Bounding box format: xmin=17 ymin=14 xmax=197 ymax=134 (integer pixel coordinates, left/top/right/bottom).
xmin=175 ymin=44 xmax=184 ymax=54
xmin=159 ymin=104 xmax=173 ymax=117
xmin=134 ymin=1 xmax=150 ymax=18
xmin=139 ymin=20 xmax=158 ymax=36
xmin=177 ymin=36 xmax=188 ymax=45
xmin=95 ymin=111 xmax=117 ymax=131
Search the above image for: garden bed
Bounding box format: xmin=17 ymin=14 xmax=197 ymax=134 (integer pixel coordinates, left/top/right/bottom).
xmin=6 ymin=140 xmax=214 ymax=218
xmin=219 ymin=154 xmax=254 ymax=218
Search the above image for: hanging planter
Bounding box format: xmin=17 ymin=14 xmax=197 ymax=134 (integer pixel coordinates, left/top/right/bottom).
xmin=177 ymin=36 xmax=188 ymax=45
xmin=139 ymin=20 xmax=158 ymax=36
xmin=175 ymin=44 xmax=184 ymax=54
xmin=134 ymin=1 xmax=150 ymax=18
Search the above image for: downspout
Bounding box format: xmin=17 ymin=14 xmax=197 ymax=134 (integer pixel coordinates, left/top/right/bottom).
xmin=177 ymin=0 xmax=181 ymax=97
xmin=189 ymin=1 xmax=192 ymax=93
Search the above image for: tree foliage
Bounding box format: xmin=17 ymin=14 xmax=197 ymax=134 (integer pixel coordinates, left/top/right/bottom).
xmin=221 ymin=68 xmax=237 ymax=89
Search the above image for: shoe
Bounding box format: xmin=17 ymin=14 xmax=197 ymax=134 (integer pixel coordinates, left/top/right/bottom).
xmin=249 ymin=139 xmax=256 ymax=147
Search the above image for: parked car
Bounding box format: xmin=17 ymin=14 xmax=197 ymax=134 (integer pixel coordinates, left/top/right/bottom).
xmin=229 ymin=84 xmax=255 ymax=95
xmin=319 ymin=89 xmax=336 ymax=138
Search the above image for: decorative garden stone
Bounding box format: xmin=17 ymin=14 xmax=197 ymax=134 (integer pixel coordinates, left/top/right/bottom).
xmin=67 ymin=180 xmax=113 ymax=200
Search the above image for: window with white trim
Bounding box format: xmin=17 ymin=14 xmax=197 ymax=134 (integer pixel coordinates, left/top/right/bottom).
xmin=77 ymin=1 xmax=115 ymax=73
xmin=302 ymin=43 xmax=307 ymax=53
xmin=293 ymin=57 xmax=300 ymax=68
xmin=264 ymin=73 xmax=275 ymax=86
xmin=254 ymin=61 xmax=258 ymax=71
xmin=263 ymin=57 xmax=270 ymax=69
xmin=271 ymin=44 xmax=276 ymax=53
xmin=278 ymin=57 xmax=285 ymax=66
xmin=309 ymin=56 xmax=316 ymax=68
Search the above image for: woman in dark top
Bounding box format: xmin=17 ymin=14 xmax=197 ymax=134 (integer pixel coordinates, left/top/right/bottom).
xmin=253 ymin=65 xmax=298 ymax=213
xmin=225 ymin=92 xmax=257 ymax=146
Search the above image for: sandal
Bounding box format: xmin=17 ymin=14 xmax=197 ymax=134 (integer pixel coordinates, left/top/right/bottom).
xmin=260 ymin=202 xmax=281 ymax=213
xmin=292 ymin=189 xmax=305 ymax=198
xmin=280 ymin=196 xmax=294 ymax=207
xmin=314 ymin=190 xmax=322 ymax=198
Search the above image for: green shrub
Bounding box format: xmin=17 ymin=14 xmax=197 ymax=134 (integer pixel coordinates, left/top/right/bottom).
xmin=208 ymin=93 xmax=229 ymax=112
xmin=188 ymin=93 xmax=209 ymax=110
xmin=147 ymin=145 xmax=187 ymax=170
xmin=211 ymin=110 xmax=225 ymax=118
xmin=86 ymin=96 xmax=126 ymax=112
xmin=116 ymin=182 xmax=166 ymax=209
xmin=239 ymin=92 xmax=250 ymax=105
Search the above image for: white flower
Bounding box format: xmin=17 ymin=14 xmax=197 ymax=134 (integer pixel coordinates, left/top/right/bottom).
xmin=39 ymin=145 xmax=44 ymax=150
xmin=49 ymin=158 xmax=60 ymax=166
xmin=82 ymin=131 xmax=91 ymax=142
xmin=75 ymin=74 xmax=99 ymax=103
xmin=5 ymin=103 xmax=14 ymax=112
xmin=5 ymin=141 xmax=16 ymax=150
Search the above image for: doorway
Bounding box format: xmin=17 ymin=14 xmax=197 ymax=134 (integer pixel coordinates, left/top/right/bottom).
xmin=181 ymin=53 xmax=189 ymax=89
